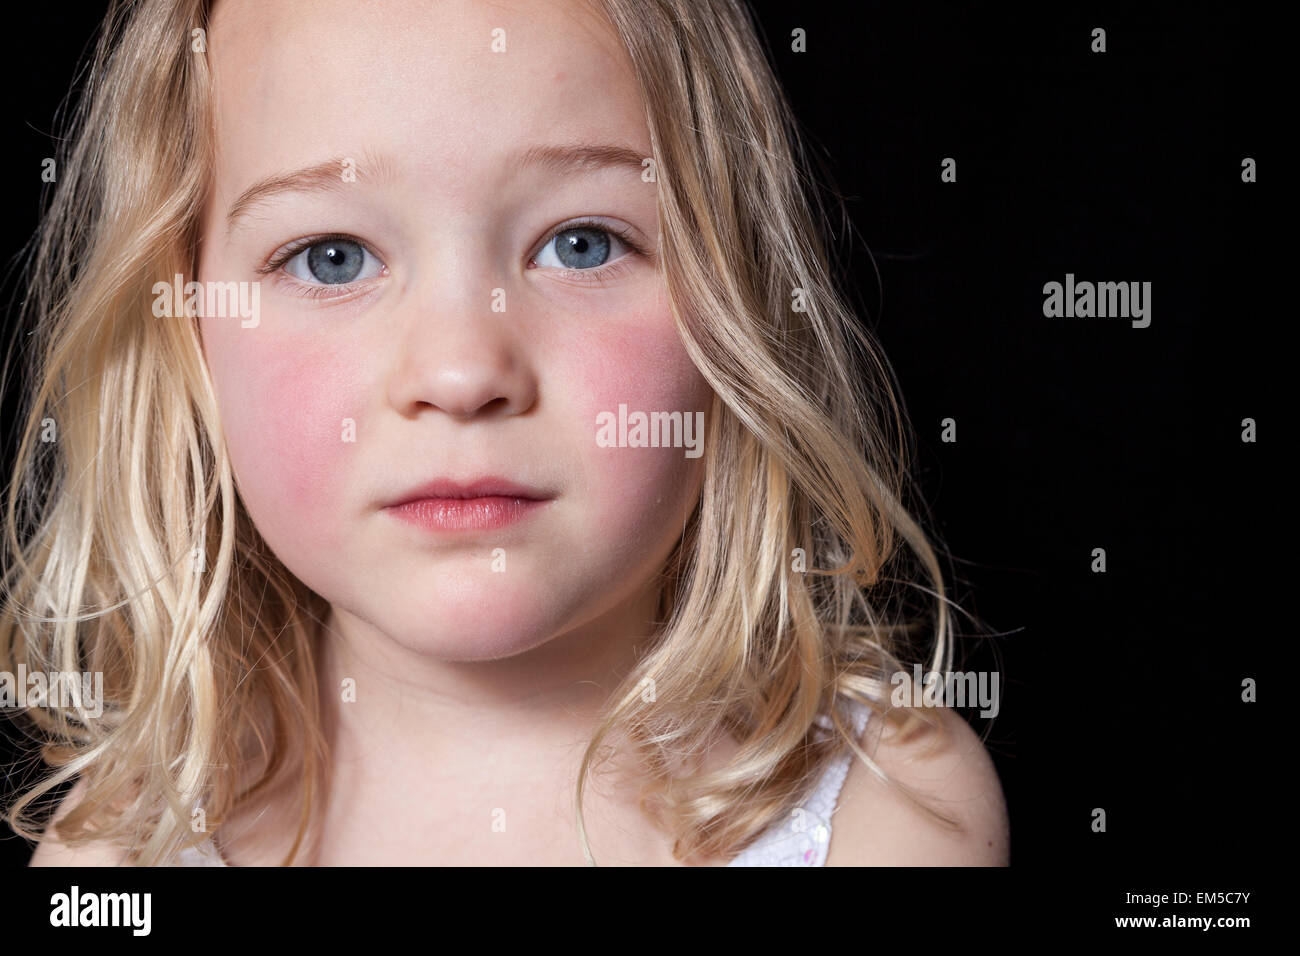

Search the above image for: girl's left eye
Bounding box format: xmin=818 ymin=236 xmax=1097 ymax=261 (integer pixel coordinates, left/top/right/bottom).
xmin=279 ymin=238 xmax=385 ymax=285
xmin=532 ymin=222 xmax=637 ymax=274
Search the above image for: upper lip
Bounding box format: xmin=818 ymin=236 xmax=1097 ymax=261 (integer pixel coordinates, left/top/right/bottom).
xmin=384 ymin=476 xmax=553 ymax=508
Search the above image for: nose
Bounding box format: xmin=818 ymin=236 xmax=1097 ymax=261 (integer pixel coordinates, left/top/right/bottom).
xmin=386 ymin=280 xmax=538 ymax=421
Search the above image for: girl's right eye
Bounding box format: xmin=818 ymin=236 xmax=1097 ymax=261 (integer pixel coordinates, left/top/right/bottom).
xmin=276 ymin=237 xmax=386 ymax=285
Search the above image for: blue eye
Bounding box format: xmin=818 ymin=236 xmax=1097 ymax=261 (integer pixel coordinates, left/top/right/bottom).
xmin=535 ymin=225 xmax=632 ymax=271
xmin=283 ymin=238 xmax=384 ymax=284
xmin=542 ymin=227 xmax=611 ymax=269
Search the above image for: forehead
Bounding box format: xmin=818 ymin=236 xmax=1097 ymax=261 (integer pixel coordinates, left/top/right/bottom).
xmin=205 ymin=0 xmax=647 ymax=196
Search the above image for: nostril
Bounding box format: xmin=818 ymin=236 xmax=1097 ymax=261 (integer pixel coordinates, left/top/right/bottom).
xmin=438 ymin=394 xmax=512 ymax=419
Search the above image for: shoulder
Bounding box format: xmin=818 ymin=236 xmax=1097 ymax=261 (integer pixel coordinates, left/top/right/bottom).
xmin=825 ymin=703 xmax=1009 ymax=865
xmin=27 ymin=778 xmax=131 ymax=867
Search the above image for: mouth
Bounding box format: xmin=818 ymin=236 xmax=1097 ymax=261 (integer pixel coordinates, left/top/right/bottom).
xmin=382 ymin=477 xmax=554 ymax=533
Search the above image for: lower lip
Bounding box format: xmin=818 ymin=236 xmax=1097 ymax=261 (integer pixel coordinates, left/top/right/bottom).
xmin=384 ymin=496 xmax=550 ymax=532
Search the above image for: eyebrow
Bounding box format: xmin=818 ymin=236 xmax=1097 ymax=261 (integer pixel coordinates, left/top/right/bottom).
xmin=514 ymin=142 xmax=649 ymax=178
xmin=225 ymin=142 xmax=650 ymax=234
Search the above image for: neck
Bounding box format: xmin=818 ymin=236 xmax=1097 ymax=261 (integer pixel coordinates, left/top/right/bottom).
xmin=288 ymin=578 xmax=671 ymax=863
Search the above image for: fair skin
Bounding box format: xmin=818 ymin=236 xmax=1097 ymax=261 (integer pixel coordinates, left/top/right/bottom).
xmin=31 ymin=0 xmax=1007 ymax=866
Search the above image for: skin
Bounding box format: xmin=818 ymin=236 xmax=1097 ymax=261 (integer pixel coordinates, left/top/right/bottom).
xmin=32 ymin=0 xmax=1009 ymax=867
xmin=193 ymin=0 xmax=719 ymax=865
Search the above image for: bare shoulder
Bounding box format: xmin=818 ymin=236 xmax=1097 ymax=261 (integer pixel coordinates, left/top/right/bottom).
xmin=27 ymin=778 xmax=131 ymax=867
xmin=825 ymin=704 xmax=1009 ymax=865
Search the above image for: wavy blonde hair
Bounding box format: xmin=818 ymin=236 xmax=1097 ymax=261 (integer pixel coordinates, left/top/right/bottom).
xmin=2 ymin=0 xmax=974 ymax=866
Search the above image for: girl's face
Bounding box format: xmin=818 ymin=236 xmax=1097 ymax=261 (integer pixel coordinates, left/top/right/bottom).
xmin=196 ymin=0 xmax=711 ymax=660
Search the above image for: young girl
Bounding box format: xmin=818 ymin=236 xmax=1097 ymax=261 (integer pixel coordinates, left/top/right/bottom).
xmin=3 ymin=0 xmax=1008 ymax=866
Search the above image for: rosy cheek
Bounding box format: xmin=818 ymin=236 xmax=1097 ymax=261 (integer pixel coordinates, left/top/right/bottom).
xmin=562 ymin=306 xmax=711 ymax=524
xmin=566 ymin=300 xmax=705 ymax=421
xmin=216 ymin=335 xmax=366 ymax=549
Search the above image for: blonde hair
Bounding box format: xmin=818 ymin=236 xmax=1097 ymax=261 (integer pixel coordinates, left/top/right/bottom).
xmin=2 ymin=0 xmax=976 ymax=866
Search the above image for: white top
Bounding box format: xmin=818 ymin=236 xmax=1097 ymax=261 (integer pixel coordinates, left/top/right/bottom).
xmin=171 ymin=698 xmax=872 ymax=867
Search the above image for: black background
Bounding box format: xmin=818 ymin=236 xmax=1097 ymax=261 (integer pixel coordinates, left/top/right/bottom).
xmin=0 ymin=0 xmax=1272 ymax=903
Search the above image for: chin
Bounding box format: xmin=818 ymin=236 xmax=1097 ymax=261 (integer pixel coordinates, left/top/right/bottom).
xmin=365 ymin=580 xmax=574 ymax=662
xmin=391 ymin=621 xmax=568 ymax=664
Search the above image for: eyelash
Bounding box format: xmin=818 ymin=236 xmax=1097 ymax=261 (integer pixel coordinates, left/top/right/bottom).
xmin=258 ymin=218 xmax=647 ymax=297
xmin=533 ymin=218 xmax=647 ymax=284
xmin=257 ymin=232 xmax=375 ymax=298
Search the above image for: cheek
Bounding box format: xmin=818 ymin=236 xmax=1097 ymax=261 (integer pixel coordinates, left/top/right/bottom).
xmin=204 ymin=326 xmax=366 ymax=549
xmin=556 ymin=307 xmax=713 ymax=540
